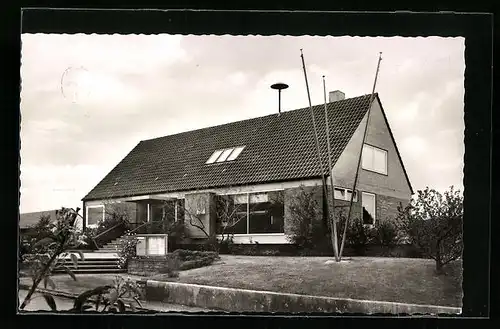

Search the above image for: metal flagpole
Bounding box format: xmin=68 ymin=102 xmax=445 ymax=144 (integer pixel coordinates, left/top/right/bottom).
xmin=300 ymin=49 xmax=329 ymax=221
xmin=339 ymin=52 xmax=383 ymax=260
xmin=322 ymin=75 xmax=340 ymax=262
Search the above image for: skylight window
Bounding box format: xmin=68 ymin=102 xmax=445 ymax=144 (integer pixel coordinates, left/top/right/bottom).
xmin=206 ymin=150 xmax=224 ymax=164
xmin=227 ymin=146 xmax=246 ymax=161
xmin=206 ymin=145 xmax=246 ymax=164
xmin=216 ymin=148 xmax=234 ymax=162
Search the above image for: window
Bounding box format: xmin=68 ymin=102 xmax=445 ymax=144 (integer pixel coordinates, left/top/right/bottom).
xmin=206 ymin=150 xmax=223 ymax=164
xmin=175 ymin=199 xmax=185 ymax=222
xmin=227 ymin=146 xmax=246 ymax=161
xmin=362 ymin=192 xmax=376 ymax=225
xmin=333 ymin=187 xmax=358 ymax=202
xmin=206 ymin=145 xmax=246 ymax=164
xmin=136 ymin=202 xmax=148 ymax=223
xmin=216 ymin=148 xmax=234 ymax=162
xmin=216 ymin=190 xmax=284 ymax=235
xmin=146 ymin=236 xmax=167 ymax=256
xmin=150 ymin=203 xmax=164 ymax=222
xmin=362 ymin=144 xmax=388 ymax=175
xmin=217 ymin=194 xmax=248 ymax=234
xmin=249 ymin=191 xmax=284 ymax=234
xmin=86 ymin=205 xmax=104 ymax=227
xmin=334 ymin=188 xmax=345 ymax=199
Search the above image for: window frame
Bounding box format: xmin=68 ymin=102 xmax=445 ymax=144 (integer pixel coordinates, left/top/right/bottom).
xmin=227 ymin=146 xmax=246 ymax=161
xmin=206 ymin=145 xmax=246 ymax=164
xmin=333 ymin=187 xmax=358 ymax=202
xmin=361 ymin=191 xmax=377 ymax=227
xmin=362 ymin=143 xmax=388 ymax=175
xmin=216 ymin=190 xmax=285 ymax=235
xmin=216 ymin=148 xmax=234 ymax=162
xmin=206 ymin=150 xmax=224 ymax=164
xmin=86 ymin=205 xmax=104 ymax=229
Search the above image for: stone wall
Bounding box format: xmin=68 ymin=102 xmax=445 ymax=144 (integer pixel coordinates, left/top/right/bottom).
xmin=128 ymin=257 xmax=168 ymax=276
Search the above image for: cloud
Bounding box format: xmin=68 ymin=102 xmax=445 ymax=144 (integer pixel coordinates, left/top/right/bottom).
xmin=19 ymin=34 xmax=465 ymax=212
xmin=19 ymin=164 xmax=104 ymax=213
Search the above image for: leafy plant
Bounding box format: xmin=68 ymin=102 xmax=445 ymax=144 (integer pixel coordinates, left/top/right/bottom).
xmin=373 ymin=219 xmax=398 ymax=247
xmin=286 ymin=185 xmax=326 ymax=249
xmin=217 ymin=234 xmax=234 ymax=253
xmin=395 ymin=186 xmax=463 ymax=274
xmin=117 ymin=233 xmax=139 ymax=269
xmin=336 ymin=208 xmax=375 ymax=256
xmin=70 ymin=276 xmax=143 ymax=312
xmin=19 ymin=207 xmax=87 ymax=311
xmin=158 ymin=254 xmax=181 ymax=278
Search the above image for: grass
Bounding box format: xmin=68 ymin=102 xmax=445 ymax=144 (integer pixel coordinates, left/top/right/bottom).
xmin=157 ymin=255 xmax=462 ymax=307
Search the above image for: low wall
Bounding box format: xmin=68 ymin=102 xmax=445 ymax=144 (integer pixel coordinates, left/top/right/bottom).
xmin=128 ymin=257 xmax=168 ymax=276
xmin=145 ymin=280 xmax=461 ymax=314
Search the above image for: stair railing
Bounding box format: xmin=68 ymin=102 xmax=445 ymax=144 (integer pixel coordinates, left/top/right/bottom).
xmin=92 ymin=219 xmax=129 ymax=248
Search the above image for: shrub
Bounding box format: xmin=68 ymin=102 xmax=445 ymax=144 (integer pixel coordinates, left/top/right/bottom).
xmin=217 ymin=234 xmax=234 ymax=254
xmin=260 ymin=249 xmax=280 ymax=256
xmin=395 ymin=186 xmax=463 ymax=274
xmin=179 ymin=257 xmax=217 ymax=270
xmin=286 ymin=185 xmax=327 ymax=249
xmin=373 ymin=220 xmax=398 ymax=247
xmin=158 ymin=249 xmax=220 ymax=275
xmin=336 ymin=209 xmax=375 ymax=256
xmin=158 ymin=255 xmax=181 ymax=278
xmin=118 ymin=233 xmax=138 ymax=269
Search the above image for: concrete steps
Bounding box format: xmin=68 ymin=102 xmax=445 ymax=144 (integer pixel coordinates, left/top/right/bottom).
xmin=52 ymin=235 xmax=131 ymax=273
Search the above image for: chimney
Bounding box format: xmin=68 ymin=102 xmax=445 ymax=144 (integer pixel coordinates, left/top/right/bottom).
xmin=329 ymin=90 xmax=345 ymax=102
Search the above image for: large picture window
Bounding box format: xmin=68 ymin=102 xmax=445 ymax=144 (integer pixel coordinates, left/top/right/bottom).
xmin=249 ymin=191 xmax=284 ymax=234
xmin=216 ymin=190 xmax=284 ymax=235
xmin=216 ymin=194 xmax=248 ymax=234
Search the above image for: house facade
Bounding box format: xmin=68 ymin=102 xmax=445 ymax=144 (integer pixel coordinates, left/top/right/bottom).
xmin=81 ymin=91 xmax=413 ymax=245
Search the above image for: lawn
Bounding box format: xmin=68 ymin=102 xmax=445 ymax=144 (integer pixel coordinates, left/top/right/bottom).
xmin=153 ymin=255 xmax=462 ymax=307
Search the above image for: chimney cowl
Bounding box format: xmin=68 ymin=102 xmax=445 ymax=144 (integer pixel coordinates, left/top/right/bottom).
xmin=329 ymin=90 xmax=345 ymax=102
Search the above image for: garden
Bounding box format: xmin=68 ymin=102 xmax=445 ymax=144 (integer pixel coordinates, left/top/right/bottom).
xmin=18 ymin=185 xmax=463 ymax=312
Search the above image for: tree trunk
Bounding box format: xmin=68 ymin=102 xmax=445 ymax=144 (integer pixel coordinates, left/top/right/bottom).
xmin=435 ymin=242 xmax=444 ymax=274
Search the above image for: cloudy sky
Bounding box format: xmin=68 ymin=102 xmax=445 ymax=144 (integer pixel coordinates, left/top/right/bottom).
xmin=19 ymin=34 xmax=464 ymax=213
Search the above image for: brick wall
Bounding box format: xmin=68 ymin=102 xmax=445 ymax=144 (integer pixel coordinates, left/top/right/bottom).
xmin=376 ymin=194 xmax=409 ymax=223
xmin=128 ymin=257 xmax=168 ymax=276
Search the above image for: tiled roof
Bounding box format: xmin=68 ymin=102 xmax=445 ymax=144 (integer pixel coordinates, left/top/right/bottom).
xmin=19 ymin=210 xmax=59 ymax=229
xmin=83 ymin=94 xmax=376 ymax=201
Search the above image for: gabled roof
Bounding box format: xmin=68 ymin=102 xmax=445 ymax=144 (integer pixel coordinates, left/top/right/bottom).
xmin=83 ymin=93 xmax=409 ymax=201
xmin=19 ymin=209 xmax=58 ymax=229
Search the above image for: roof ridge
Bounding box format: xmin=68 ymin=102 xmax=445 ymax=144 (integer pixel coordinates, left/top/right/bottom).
xmin=141 ymin=93 xmax=375 ymax=143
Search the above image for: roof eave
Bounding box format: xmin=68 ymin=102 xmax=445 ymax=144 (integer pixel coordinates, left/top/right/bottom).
xmin=81 ymin=175 xmax=326 ymax=202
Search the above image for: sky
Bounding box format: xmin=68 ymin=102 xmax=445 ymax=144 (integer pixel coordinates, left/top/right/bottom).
xmin=19 ymin=34 xmax=465 ymax=213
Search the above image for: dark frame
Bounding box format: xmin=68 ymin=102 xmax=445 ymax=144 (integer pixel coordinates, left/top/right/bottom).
xmin=13 ymin=7 xmax=492 ymax=326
